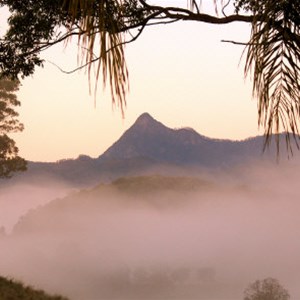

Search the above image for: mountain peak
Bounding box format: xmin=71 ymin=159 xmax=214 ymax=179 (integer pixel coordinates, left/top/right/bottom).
xmin=134 ymin=112 xmax=156 ymax=126
xmin=99 ymin=112 xmax=269 ymax=166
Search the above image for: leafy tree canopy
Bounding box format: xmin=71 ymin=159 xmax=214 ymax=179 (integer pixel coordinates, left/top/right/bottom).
xmin=0 ymin=78 xmax=26 ymax=178
xmin=1 ymin=0 xmax=300 ymax=149
xmin=244 ymin=278 xmax=290 ymax=300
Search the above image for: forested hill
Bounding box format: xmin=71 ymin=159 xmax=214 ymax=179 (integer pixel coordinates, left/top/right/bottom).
xmin=0 ymin=276 xmax=68 ymax=300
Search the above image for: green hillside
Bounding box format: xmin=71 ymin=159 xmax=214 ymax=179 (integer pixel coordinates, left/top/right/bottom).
xmin=112 ymin=175 xmax=212 ymax=194
xmin=0 ymin=276 xmax=68 ymax=300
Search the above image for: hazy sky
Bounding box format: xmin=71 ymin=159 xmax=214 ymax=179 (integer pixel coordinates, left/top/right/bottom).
xmin=2 ymin=3 xmax=262 ymax=162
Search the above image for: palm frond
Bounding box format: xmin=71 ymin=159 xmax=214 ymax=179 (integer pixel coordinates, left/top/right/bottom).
xmin=244 ymin=0 xmax=300 ymax=152
xmin=63 ymin=0 xmax=129 ymax=113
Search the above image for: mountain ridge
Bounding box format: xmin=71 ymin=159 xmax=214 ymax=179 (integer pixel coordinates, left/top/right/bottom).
xmin=1 ymin=112 xmax=290 ymax=187
xmin=99 ymin=112 xmax=267 ymax=166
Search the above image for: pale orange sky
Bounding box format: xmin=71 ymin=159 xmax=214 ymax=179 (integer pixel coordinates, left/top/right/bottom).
xmin=3 ymin=4 xmax=262 ymax=162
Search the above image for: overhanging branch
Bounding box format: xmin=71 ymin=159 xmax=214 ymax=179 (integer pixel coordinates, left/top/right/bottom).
xmin=138 ymin=2 xmax=254 ymax=25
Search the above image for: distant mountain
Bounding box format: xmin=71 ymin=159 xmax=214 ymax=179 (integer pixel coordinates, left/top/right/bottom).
xmin=1 ymin=112 xmax=292 ymax=187
xmin=100 ymin=112 xmax=272 ymax=166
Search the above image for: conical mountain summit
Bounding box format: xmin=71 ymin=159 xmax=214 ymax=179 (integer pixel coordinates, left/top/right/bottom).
xmin=100 ymin=112 xmax=265 ymax=166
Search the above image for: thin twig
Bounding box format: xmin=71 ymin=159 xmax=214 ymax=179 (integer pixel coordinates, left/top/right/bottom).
xmin=221 ymin=39 xmax=250 ymax=45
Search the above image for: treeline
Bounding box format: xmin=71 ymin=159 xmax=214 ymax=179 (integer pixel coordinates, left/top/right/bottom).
xmin=0 ymin=276 xmax=68 ymax=300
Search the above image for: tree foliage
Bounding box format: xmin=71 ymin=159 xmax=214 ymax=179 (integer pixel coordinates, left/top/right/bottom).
xmin=244 ymin=278 xmax=290 ymax=300
xmin=0 ymin=276 xmax=68 ymax=300
xmin=1 ymin=0 xmax=300 ymax=148
xmin=0 ymin=78 xmax=26 ymax=178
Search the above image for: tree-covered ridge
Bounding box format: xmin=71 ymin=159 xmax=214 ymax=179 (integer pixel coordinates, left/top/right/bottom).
xmin=0 ymin=276 xmax=69 ymax=300
xmin=112 ymin=175 xmax=212 ymax=194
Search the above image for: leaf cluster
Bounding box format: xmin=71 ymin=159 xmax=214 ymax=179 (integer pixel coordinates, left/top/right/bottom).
xmin=244 ymin=278 xmax=290 ymax=300
xmin=0 ymin=0 xmax=71 ymax=78
xmin=0 ymin=78 xmax=23 ymax=133
xmin=0 ymin=78 xmax=26 ymax=178
xmin=63 ymin=0 xmax=145 ymax=32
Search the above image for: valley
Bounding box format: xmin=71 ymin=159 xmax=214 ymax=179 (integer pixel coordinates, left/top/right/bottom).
xmin=0 ymin=113 xmax=299 ymax=300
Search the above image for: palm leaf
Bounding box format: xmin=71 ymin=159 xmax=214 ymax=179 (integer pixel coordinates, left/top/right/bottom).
xmin=63 ymin=0 xmax=129 ymax=113
xmin=244 ymin=0 xmax=300 ymax=152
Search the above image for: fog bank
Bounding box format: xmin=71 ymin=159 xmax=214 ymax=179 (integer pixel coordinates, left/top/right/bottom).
xmin=0 ymin=180 xmax=74 ymax=233
xmin=0 ymin=161 xmax=300 ymax=300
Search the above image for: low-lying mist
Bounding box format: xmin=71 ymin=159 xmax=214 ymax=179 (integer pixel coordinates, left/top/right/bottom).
xmin=1 ymin=159 xmax=300 ymax=300
xmin=0 ymin=179 xmax=74 ymax=233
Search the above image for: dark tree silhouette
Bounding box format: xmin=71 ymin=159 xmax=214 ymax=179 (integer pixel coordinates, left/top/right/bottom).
xmin=0 ymin=78 xmax=26 ymax=178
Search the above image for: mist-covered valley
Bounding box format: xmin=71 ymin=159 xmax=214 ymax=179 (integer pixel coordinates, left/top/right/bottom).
xmin=1 ymin=158 xmax=300 ymax=300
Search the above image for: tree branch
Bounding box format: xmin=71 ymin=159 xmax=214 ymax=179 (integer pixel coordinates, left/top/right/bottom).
xmin=221 ymin=39 xmax=249 ymax=45
xmin=138 ymin=4 xmax=254 ymax=24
